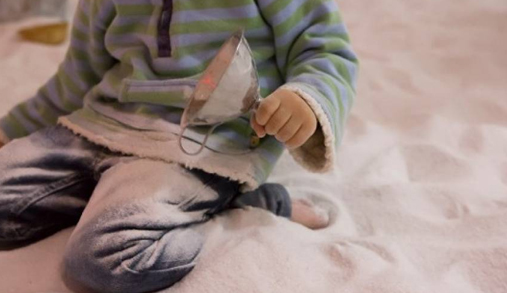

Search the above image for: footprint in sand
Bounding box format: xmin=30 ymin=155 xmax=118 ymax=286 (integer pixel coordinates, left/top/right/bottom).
xmin=346 ymin=114 xmax=368 ymax=139
xmin=384 ymin=66 xmax=422 ymax=94
xmin=422 ymin=191 xmax=471 ymax=221
xmin=501 ymin=162 xmax=507 ymax=186
xmin=469 ymin=99 xmax=507 ymax=126
xmin=459 ymin=126 xmax=485 ymax=153
xmin=401 ymin=144 xmax=471 ymax=182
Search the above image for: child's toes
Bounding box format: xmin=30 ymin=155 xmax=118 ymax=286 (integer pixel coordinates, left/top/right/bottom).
xmin=291 ymin=198 xmax=330 ymax=230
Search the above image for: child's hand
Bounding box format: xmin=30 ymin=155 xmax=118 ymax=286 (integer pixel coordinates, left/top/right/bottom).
xmin=251 ymin=89 xmax=317 ymax=149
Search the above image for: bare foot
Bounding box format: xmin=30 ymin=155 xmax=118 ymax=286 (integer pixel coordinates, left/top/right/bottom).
xmin=290 ymin=198 xmax=330 ymax=230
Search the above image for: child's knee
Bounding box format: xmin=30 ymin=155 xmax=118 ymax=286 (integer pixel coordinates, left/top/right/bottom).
xmin=63 ymin=225 xmax=203 ymax=293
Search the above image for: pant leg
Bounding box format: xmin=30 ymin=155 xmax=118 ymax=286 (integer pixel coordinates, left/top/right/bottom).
xmin=63 ymin=159 xmax=239 ymax=293
xmin=233 ymin=183 xmax=292 ymax=219
xmin=0 ymin=126 xmax=103 ymax=248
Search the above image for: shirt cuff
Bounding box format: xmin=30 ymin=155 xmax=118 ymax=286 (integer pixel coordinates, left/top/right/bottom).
xmin=280 ymin=83 xmax=336 ymax=173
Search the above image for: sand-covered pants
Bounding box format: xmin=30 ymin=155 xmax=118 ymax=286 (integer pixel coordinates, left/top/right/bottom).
xmin=0 ymin=125 xmax=291 ymax=293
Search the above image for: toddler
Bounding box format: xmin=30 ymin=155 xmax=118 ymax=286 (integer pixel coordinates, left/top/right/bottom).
xmin=0 ymin=0 xmax=358 ymax=292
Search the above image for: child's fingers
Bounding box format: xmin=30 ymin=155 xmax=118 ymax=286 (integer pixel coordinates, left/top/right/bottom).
xmin=251 ymin=115 xmax=266 ymax=137
xmin=264 ymin=107 xmax=291 ymax=136
xmin=255 ymin=96 xmax=281 ymax=126
xmin=285 ymin=125 xmax=314 ymax=149
xmin=286 ymin=116 xmax=317 ymax=148
xmin=275 ymin=117 xmax=302 ymax=143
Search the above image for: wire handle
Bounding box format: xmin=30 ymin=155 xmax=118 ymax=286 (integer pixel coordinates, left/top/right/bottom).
xmin=252 ymin=99 xmax=261 ymax=111
xmin=178 ymin=96 xmax=263 ymax=156
xmin=178 ymin=123 xmax=221 ymax=156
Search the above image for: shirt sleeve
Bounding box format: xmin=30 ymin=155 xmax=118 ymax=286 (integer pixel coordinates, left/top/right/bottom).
xmin=0 ymin=0 xmax=116 ymax=142
xmin=257 ymin=0 xmax=359 ymax=172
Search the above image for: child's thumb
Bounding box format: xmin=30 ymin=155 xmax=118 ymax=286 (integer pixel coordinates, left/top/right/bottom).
xmin=250 ymin=114 xmax=266 ymax=138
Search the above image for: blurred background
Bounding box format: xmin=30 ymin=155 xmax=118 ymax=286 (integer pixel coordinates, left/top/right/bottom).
xmin=0 ymin=0 xmax=71 ymax=22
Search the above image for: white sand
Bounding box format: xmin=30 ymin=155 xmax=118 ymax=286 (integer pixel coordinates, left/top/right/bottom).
xmin=1 ymin=0 xmax=507 ymax=292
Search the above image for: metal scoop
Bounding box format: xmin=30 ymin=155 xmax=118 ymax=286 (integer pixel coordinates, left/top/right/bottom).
xmin=179 ymin=30 xmax=262 ymax=155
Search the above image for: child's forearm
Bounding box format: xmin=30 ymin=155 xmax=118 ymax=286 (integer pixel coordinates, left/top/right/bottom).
xmin=255 ymin=0 xmax=358 ymax=172
xmin=0 ymin=0 xmax=116 ymax=142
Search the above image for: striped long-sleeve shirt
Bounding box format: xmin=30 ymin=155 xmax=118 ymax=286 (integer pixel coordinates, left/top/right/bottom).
xmin=0 ymin=0 xmax=358 ymax=189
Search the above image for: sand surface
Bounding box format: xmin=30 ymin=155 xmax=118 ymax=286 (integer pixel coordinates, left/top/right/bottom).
xmin=1 ymin=0 xmax=507 ymax=292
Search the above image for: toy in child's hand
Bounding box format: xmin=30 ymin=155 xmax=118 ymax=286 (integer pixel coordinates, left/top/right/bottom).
xmin=179 ymin=29 xmax=263 ymax=155
xmin=179 ymin=29 xmax=317 ymax=155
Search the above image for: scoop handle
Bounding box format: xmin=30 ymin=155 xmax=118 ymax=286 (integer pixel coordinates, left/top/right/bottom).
xmin=179 ymin=123 xmax=221 ymax=156
xmin=252 ymin=99 xmax=261 ymax=111
xmin=251 ymin=91 xmax=263 ymax=112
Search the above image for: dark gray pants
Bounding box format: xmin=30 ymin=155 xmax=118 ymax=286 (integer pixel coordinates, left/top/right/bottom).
xmin=0 ymin=126 xmax=291 ymax=293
